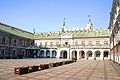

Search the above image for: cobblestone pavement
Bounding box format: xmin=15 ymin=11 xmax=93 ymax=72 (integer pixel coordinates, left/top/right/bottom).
xmin=0 ymin=59 xmax=120 ymax=80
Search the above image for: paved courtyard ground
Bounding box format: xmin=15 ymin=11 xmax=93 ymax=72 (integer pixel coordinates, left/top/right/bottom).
xmin=0 ymin=59 xmax=120 ymax=80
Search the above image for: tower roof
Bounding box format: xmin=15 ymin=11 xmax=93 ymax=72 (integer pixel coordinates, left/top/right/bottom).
xmin=86 ymin=16 xmax=93 ymax=30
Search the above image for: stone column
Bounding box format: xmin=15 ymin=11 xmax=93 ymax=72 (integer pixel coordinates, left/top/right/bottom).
xmin=100 ymin=51 xmax=104 ymax=60
xmin=37 ymin=50 xmax=40 ymax=58
xmin=92 ymin=51 xmax=95 ymax=60
xmin=69 ymin=50 xmax=72 ymax=59
xmin=67 ymin=50 xmax=70 ymax=59
xmin=44 ymin=50 xmax=46 ymax=58
xmin=56 ymin=50 xmax=60 ymax=59
xmin=77 ymin=50 xmax=79 ymax=60
xmin=85 ymin=51 xmax=87 ymax=60
xmin=50 ymin=50 xmax=52 ymax=58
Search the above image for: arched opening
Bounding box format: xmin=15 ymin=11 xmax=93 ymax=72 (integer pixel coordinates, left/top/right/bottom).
xmin=60 ymin=50 xmax=67 ymax=59
xmin=46 ymin=50 xmax=50 ymax=58
xmin=52 ymin=50 xmax=57 ymax=58
xmin=87 ymin=50 xmax=92 ymax=59
xmin=40 ymin=50 xmax=44 ymax=58
xmin=95 ymin=50 xmax=101 ymax=59
xmin=104 ymin=50 xmax=109 ymax=58
xmin=79 ymin=50 xmax=85 ymax=59
xmin=72 ymin=50 xmax=77 ymax=59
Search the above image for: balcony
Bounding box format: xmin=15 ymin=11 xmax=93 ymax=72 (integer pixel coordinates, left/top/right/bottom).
xmin=70 ymin=45 xmax=110 ymax=49
xmin=38 ymin=44 xmax=110 ymax=49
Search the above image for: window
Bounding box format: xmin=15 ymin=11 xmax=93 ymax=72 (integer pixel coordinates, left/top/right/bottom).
xmin=22 ymin=41 xmax=26 ymax=47
xmin=22 ymin=50 xmax=25 ymax=56
xmin=56 ymin=42 xmax=60 ymax=47
xmin=0 ymin=49 xmax=5 ymax=55
xmin=0 ymin=38 xmax=1 ymax=43
xmin=23 ymin=42 xmax=26 ymax=46
xmin=88 ymin=41 xmax=92 ymax=45
xmin=104 ymin=41 xmax=108 ymax=44
xmin=81 ymin=41 xmax=85 ymax=45
xmin=40 ymin=42 xmax=42 ymax=46
xmin=13 ymin=39 xmax=17 ymax=46
xmin=96 ymin=41 xmax=100 ymax=45
xmin=12 ymin=49 xmax=16 ymax=56
xmin=75 ymin=42 xmax=78 ymax=46
xmin=50 ymin=42 xmax=53 ymax=46
xmin=45 ymin=42 xmax=47 ymax=46
xmin=2 ymin=37 xmax=6 ymax=44
xmin=56 ymin=42 xmax=59 ymax=45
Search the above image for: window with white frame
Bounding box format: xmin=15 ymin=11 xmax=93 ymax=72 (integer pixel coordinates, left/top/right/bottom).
xmin=104 ymin=41 xmax=108 ymax=44
xmin=75 ymin=41 xmax=78 ymax=46
xmin=81 ymin=41 xmax=85 ymax=45
xmin=88 ymin=41 xmax=92 ymax=45
xmin=45 ymin=42 xmax=47 ymax=46
xmin=96 ymin=41 xmax=100 ymax=45
xmin=50 ymin=42 xmax=53 ymax=46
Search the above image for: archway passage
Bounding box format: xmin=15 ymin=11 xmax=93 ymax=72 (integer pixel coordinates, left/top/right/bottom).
xmin=46 ymin=50 xmax=50 ymax=58
xmin=40 ymin=50 xmax=44 ymax=58
xmin=87 ymin=50 xmax=92 ymax=59
xmin=52 ymin=50 xmax=57 ymax=58
xmin=60 ymin=50 xmax=67 ymax=59
xmin=72 ymin=50 xmax=77 ymax=59
xmin=95 ymin=51 xmax=101 ymax=59
xmin=79 ymin=51 xmax=85 ymax=59
xmin=104 ymin=50 xmax=109 ymax=58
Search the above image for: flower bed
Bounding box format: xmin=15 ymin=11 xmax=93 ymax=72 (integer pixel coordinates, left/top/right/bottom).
xmin=15 ymin=59 xmax=76 ymax=75
xmin=28 ymin=65 xmax=39 ymax=72
xmin=15 ymin=66 xmax=28 ymax=75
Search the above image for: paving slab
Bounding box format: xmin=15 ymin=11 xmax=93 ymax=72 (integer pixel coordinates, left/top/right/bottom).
xmin=0 ymin=59 xmax=120 ymax=80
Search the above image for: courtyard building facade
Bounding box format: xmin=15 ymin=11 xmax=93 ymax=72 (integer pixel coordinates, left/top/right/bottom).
xmin=0 ymin=23 xmax=34 ymax=59
xmin=34 ymin=19 xmax=110 ymax=60
xmin=0 ymin=18 xmax=110 ymax=60
xmin=109 ymin=0 xmax=120 ymax=64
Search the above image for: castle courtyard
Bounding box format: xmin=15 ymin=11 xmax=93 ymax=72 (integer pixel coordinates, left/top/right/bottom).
xmin=0 ymin=59 xmax=120 ymax=80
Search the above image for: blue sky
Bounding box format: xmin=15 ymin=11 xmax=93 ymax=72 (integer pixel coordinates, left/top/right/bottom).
xmin=0 ymin=0 xmax=112 ymax=33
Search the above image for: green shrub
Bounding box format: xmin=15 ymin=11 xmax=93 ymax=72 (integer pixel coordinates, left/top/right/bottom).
xmin=72 ymin=58 xmax=77 ymax=62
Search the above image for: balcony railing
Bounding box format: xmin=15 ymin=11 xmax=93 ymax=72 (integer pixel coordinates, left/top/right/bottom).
xmin=39 ymin=44 xmax=110 ymax=49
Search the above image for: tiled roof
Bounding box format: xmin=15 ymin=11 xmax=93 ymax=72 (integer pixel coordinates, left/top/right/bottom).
xmin=0 ymin=23 xmax=34 ymax=39
xmin=0 ymin=22 xmax=110 ymax=39
xmin=26 ymin=44 xmax=39 ymax=49
xmin=34 ymin=32 xmax=61 ymax=39
xmin=73 ymin=29 xmax=110 ymax=38
xmin=34 ymin=29 xmax=110 ymax=39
